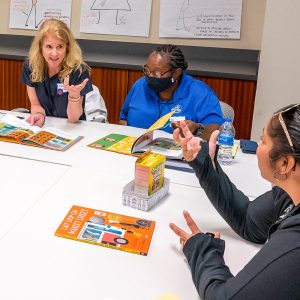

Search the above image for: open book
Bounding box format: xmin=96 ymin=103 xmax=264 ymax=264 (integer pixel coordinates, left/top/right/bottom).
xmin=88 ymin=111 xmax=183 ymax=159
xmin=55 ymin=205 xmax=155 ymax=256
xmin=0 ymin=113 xmax=83 ymax=151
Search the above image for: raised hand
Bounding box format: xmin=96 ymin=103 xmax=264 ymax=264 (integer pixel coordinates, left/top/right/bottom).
xmin=172 ymin=120 xmax=200 ymax=135
xmin=173 ymin=120 xmax=220 ymax=166
xmin=173 ymin=120 xmax=201 ymax=161
xmin=64 ymin=76 xmax=89 ymax=99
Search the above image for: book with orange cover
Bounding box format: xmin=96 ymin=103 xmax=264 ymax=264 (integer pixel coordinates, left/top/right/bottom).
xmin=88 ymin=111 xmax=182 ymax=159
xmin=55 ymin=205 xmax=155 ymax=256
xmin=0 ymin=113 xmax=82 ymax=151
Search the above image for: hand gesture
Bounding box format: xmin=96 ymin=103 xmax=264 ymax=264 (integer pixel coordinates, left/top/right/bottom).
xmin=173 ymin=120 xmax=202 ymax=161
xmin=26 ymin=112 xmax=45 ymax=127
xmin=169 ymin=211 xmax=220 ymax=248
xmin=172 ymin=120 xmax=200 ymax=135
xmin=173 ymin=120 xmax=220 ymax=165
xmin=64 ymin=76 xmax=89 ymax=99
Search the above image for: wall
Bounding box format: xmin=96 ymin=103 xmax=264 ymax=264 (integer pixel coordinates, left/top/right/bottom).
xmin=0 ymin=0 xmax=266 ymax=49
xmin=0 ymin=0 xmax=267 ymax=140
xmin=251 ymin=0 xmax=300 ymax=140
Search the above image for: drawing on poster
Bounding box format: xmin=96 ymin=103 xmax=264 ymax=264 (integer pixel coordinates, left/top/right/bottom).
xmin=176 ymin=0 xmax=190 ymax=31
xmin=90 ymin=0 xmax=132 ymax=25
xmin=80 ymin=0 xmax=152 ymax=37
xmin=9 ymin=0 xmax=72 ymax=30
xmin=160 ymin=0 xmax=243 ymax=39
xmin=23 ymin=0 xmax=42 ymax=28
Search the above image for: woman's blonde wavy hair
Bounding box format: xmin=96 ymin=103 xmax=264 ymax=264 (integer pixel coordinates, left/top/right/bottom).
xmin=28 ymin=18 xmax=90 ymax=83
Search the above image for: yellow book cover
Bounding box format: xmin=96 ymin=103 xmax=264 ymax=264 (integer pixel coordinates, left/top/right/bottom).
xmin=88 ymin=111 xmax=182 ymax=159
xmin=134 ymin=152 xmax=166 ymax=196
xmin=55 ymin=205 xmax=155 ymax=256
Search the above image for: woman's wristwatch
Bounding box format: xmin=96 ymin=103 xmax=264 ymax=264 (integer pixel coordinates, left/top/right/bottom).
xmin=194 ymin=123 xmax=205 ymax=137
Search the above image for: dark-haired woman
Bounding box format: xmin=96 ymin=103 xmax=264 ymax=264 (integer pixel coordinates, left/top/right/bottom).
xmin=119 ymin=44 xmax=224 ymax=139
xmin=170 ymin=103 xmax=300 ymax=299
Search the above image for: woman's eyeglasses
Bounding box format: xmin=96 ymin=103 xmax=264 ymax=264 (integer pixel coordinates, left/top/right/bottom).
xmin=273 ymin=103 xmax=300 ymax=151
xmin=142 ymin=65 xmax=174 ymax=78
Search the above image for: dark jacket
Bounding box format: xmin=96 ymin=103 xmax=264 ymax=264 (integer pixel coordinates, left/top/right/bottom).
xmin=184 ymin=141 xmax=300 ymax=300
xmin=21 ymin=62 xmax=93 ymax=120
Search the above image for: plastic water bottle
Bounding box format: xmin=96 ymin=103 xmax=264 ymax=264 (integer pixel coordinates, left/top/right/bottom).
xmin=217 ymin=118 xmax=235 ymax=166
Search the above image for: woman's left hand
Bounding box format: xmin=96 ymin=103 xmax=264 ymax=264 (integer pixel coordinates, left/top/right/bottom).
xmin=169 ymin=211 xmax=220 ymax=247
xmin=64 ymin=76 xmax=89 ymax=99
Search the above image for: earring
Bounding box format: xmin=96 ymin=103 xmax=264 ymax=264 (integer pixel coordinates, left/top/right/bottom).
xmin=171 ymin=78 xmax=175 ymax=83
xmin=273 ymin=170 xmax=287 ymax=181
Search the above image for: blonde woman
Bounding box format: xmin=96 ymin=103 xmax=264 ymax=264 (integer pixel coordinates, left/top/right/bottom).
xmin=21 ymin=18 xmax=92 ymax=126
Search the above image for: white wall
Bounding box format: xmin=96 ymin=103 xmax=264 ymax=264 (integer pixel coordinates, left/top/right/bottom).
xmin=251 ymin=0 xmax=300 ymax=140
xmin=0 ymin=0 xmax=266 ymax=49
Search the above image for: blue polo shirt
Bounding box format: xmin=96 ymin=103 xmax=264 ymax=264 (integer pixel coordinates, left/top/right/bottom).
xmin=120 ymin=74 xmax=224 ymax=133
xmin=21 ymin=62 xmax=93 ymax=120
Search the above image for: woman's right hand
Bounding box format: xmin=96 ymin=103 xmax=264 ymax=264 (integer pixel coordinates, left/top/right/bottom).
xmin=173 ymin=120 xmax=220 ymax=165
xmin=26 ymin=112 xmax=45 ymax=127
xmin=173 ymin=120 xmax=202 ymax=161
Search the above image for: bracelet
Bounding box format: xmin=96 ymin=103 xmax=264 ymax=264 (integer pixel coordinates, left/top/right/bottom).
xmin=68 ymin=94 xmax=81 ymax=102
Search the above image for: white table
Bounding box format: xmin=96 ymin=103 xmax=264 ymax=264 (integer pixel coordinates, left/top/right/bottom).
xmin=0 ymin=166 xmax=261 ymax=300
xmin=0 ymin=154 xmax=70 ymax=239
xmin=0 ymin=111 xmax=271 ymax=198
xmin=0 ymin=111 xmax=266 ymax=299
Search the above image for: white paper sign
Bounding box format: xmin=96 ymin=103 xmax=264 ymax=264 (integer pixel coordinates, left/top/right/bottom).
xmin=160 ymin=0 xmax=243 ymax=39
xmin=80 ymin=0 xmax=152 ymax=37
xmin=9 ymin=0 xmax=72 ymax=30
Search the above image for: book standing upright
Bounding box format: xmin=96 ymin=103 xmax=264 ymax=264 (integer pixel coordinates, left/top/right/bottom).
xmin=88 ymin=111 xmax=182 ymax=159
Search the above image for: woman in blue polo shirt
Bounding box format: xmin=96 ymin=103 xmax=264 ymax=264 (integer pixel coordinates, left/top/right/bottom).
xmin=119 ymin=44 xmax=224 ymax=139
xmin=21 ymin=18 xmax=93 ymax=127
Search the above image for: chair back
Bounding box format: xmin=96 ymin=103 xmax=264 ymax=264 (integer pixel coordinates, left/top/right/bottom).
xmin=220 ymin=101 xmax=234 ymax=121
xmin=85 ymin=84 xmax=108 ymax=123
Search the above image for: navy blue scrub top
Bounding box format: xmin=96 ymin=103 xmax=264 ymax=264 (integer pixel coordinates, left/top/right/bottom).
xmin=21 ymin=62 xmax=93 ymax=120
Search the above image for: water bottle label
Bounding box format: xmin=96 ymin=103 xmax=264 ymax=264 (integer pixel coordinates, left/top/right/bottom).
xmin=218 ymin=134 xmax=234 ymax=146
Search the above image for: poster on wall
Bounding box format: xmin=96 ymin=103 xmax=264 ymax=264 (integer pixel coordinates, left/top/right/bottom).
xmin=80 ymin=0 xmax=152 ymax=37
xmin=9 ymin=0 xmax=72 ymax=30
xmin=159 ymin=0 xmax=243 ymax=39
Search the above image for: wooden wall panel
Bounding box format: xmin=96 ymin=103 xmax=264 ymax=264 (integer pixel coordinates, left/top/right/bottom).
xmin=0 ymin=58 xmax=256 ymax=139
xmin=196 ymin=76 xmax=257 ymax=139
xmin=0 ymin=59 xmax=29 ymax=110
xmin=90 ymin=67 xmax=129 ymax=124
xmin=128 ymin=70 xmax=143 ymax=90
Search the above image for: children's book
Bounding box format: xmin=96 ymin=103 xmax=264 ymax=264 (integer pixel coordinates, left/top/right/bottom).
xmin=88 ymin=111 xmax=183 ymax=159
xmin=0 ymin=113 xmax=83 ymax=151
xmin=55 ymin=205 xmax=155 ymax=256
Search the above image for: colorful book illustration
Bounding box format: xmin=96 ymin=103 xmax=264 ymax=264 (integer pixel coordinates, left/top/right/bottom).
xmin=0 ymin=113 xmax=83 ymax=151
xmin=55 ymin=205 xmax=155 ymax=256
xmin=88 ymin=111 xmax=183 ymax=159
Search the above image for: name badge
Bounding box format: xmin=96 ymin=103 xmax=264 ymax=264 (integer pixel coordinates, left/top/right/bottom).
xmin=57 ymin=83 xmax=68 ymax=96
xmin=170 ymin=116 xmax=185 ymax=123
